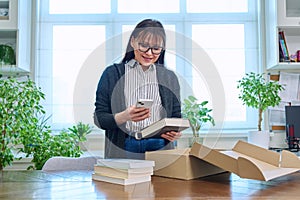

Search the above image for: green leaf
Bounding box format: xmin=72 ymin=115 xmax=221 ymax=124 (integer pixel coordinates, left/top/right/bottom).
xmin=182 ymin=95 xmax=215 ymax=136
xmin=237 ymin=72 xmax=284 ymax=131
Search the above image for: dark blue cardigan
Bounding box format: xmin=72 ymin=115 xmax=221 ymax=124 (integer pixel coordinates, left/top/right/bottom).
xmin=94 ymin=62 xmax=181 ymax=158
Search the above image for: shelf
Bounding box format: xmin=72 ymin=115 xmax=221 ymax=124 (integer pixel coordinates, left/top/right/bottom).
xmin=268 ymin=62 xmax=300 ymax=71
xmin=286 ymin=0 xmax=300 ymax=18
xmin=265 ymin=0 xmax=300 ymax=134
xmin=0 ymin=0 xmax=9 ymax=23
xmin=0 ymin=0 xmax=32 ymax=74
xmin=0 ymin=65 xmax=29 ymax=77
xmin=277 ymin=0 xmax=300 ymax=26
xmin=265 ymin=0 xmax=300 ymax=71
xmin=0 ymin=16 xmax=8 ymax=20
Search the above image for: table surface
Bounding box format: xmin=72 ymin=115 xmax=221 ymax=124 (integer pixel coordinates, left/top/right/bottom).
xmin=1 ymin=170 xmax=300 ymax=199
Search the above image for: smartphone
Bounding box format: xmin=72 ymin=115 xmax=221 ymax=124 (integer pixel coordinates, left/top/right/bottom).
xmin=135 ymin=99 xmax=153 ymax=109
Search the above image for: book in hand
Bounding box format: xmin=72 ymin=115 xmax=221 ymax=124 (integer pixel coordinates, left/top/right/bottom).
xmin=92 ymin=173 xmax=151 ymax=185
xmin=94 ymin=165 xmax=153 ymax=179
xmin=135 ymin=118 xmax=190 ymax=140
xmin=96 ymin=158 xmax=155 ymax=169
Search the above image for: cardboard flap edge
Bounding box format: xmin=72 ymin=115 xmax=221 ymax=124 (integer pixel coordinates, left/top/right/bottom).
xmin=281 ymin=150 xmax=300 ymax=168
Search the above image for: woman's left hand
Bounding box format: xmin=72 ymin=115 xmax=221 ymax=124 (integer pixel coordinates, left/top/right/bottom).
xmin=161 ymin=131 xmax=182 ymax=142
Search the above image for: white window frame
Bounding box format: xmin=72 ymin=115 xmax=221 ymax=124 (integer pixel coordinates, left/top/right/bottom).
xmin=35 ymin=0 xmax=261 ymax=131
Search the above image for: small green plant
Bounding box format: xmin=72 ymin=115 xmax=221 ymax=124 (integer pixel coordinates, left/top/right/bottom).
xmin=237 ymin=72 xmax=284 ymax=131
xmin=182 ymin=95 xmax=215 ymax=138
xmin=68 ymin=122 xmax=93 ymax=142
xmin=0 ymin=77 xmax=45 ymax=170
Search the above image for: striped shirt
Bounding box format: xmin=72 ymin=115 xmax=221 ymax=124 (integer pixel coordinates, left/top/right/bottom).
xmin=124 ymin=59 xmax=163 ymax=133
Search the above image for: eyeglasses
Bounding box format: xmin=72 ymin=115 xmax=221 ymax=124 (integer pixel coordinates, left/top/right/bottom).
xmin=138 ymin=43 xmax=163 ymax=55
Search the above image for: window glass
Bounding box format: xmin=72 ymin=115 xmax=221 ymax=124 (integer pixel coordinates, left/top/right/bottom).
xmin=187 ymin=0 xmax=248 ymax=13
xmin=118 ymin=0 xmax=180 ymax=13
xmin=192 ymin=24 xmax=246 ymax=122
xmin=49 ymin=0 xmax=111 ymax=14
xmin=52 ymin=25 xmax=105 ymax=124
xmin=37 ymin=0 xmax=259 ymax=130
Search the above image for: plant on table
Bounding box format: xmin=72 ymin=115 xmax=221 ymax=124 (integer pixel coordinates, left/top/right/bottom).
xmin=182 ymin=95 xmax=215 ymax=144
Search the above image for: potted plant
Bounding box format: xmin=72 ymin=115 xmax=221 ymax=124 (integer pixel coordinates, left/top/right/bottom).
xmin=0 ymin=76 xmax=84 ymax=170
xmin=237 ymin=72 xmax=284 ymax=148
xmin=0 ymin=76 xmax=45 ymax=170
xmin=0 ymin=44 xmax=16 ymax=66
xmin=182 ymin=95 xmax=215 ymax=145
xmin=19 ymin=114 xmax=83 ymax=170
xmin=68 ymin=122 xmax=93 ymax=150
xmin=23 ymin=129 xmax=83 ymax=170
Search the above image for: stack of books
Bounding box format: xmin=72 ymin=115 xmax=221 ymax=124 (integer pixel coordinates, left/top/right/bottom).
xmin=92 ymin=159 xmax=155 ymax=185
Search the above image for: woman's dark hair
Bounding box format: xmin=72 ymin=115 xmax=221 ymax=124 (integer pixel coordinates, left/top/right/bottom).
xmin=121 ymin=19 xmax=166 ymax=65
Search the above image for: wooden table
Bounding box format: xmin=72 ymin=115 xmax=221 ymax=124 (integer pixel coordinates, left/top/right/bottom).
xmin=1 ymin=170 xmax=300 ymax=199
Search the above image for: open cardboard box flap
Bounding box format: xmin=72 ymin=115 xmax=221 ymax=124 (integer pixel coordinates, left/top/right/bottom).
xmin=146 ymin=140 xmax=300 ymax=181
xmin=190 ymin=140 xmax=300 ymax=181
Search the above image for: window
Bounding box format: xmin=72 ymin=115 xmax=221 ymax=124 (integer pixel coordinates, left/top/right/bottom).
xmin=49 ymin=0 xmax=111 ymax=14
xmin=52 ymin=25 xmax=105 ymax=125
xmin=192 ymin=24 xmax=246 ymax=122
xmin=118 ymin=0 xmax=179 ymax=13
xmin=186 ymin=0 xmax=248 ymax=13
xmin=36 ymin=0 xmax=260 ymax=131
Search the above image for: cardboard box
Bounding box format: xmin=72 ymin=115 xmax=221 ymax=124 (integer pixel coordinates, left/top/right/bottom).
xmin=146 ymin=140 xmax=300 ymax=181
xmin=145 ymin=148 xmax=225 ymax=180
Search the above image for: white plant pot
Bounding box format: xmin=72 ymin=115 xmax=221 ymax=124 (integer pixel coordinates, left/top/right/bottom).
xmin=248 ymin=131 xmax=270 ymax=149
xmin=269 ymin=130 xmax=288 ymax=149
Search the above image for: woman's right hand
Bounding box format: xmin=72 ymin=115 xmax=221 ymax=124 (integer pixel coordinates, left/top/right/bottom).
xmin=127 ymin=106 xmax=150 ymax=122
xmin=114 ymin=106 xmax=150 ymax=125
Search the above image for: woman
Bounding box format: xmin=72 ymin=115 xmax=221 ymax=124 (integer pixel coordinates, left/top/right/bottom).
xmin=94 ymin=19 xmax=182 ymax=159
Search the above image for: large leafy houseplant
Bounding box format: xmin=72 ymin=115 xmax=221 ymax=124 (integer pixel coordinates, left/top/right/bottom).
xmin=20 ymin=115 xmax=83 ymax=170
xmin=182 ymin=95 xmax=215 ymax=141
xmin=0 ymin=76 xmax=84 ymax=170
xmin=237 ymin=72 xmax=284 ymax=131
xmin=0 ymin=77 xmax=45 ymax=170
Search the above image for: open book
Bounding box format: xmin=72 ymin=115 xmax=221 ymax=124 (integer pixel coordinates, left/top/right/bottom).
xmin=135 ymin=118 xmax=190 ymax=140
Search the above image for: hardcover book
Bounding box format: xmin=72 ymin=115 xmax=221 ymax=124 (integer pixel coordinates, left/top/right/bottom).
xmin=96 ymin=158 xmax=155 ymax=169
xmin=94 ymin=165 xmax=153 ymax=179
xmin=135 ymin=118 xmax=190 ymax=140
xmin=92 ymin=173 xmax=151 ymax=185
xmin=278 ymin=30 xmax=290 ymax=61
